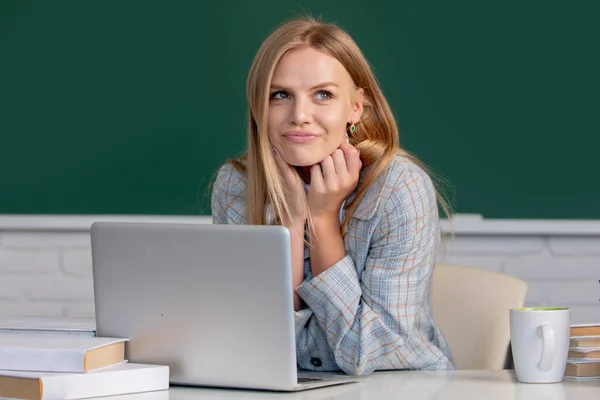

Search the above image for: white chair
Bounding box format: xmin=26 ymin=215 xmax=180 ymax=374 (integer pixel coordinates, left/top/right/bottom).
xmin=431 ymin=263 xmax=528 ymax=370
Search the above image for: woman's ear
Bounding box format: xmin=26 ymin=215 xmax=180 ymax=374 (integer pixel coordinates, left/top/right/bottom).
xmin=351 ymin=88 xmax=365 ymax=122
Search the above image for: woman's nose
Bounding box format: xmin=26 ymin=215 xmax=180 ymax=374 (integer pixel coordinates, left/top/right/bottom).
xmin=290 ymin=98 xmax=311 ymax=126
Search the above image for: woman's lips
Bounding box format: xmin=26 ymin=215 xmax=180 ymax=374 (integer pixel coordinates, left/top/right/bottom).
xmin=282 ymin=131 xmax=320 ymax=143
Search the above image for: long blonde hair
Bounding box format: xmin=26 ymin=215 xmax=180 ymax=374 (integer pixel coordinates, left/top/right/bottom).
xmin=229 ymin=16 xmax=452 ymax=235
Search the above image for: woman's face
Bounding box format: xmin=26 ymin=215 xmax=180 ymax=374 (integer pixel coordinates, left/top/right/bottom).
xmin=267 ymin=47 xmax=363 ymax=167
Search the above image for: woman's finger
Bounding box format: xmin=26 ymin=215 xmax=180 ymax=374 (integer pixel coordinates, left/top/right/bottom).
xmin=320 ymin=156 xmax=337 ymax=187
xmin=309 ymin=164 xmax=325 ymax=192
xmin=331 ymin=149 xmax=347 ymax=175
xmin=339 ymin=142 xmax=361 ymax=175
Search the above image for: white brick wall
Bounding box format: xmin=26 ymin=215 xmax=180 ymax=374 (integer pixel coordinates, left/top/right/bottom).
xmin=0 ymin=231 xmax=95 ymax=320
xmin=437 ymin=233 xmax=600 ymax=324
xmin=0 ymin=216 xmax=599 ymax=326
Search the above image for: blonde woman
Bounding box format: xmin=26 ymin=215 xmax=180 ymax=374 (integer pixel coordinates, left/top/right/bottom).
xmin=211 ymin=17 xmax=454 ymax=375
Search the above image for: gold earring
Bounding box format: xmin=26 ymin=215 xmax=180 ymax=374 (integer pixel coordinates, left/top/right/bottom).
xmin=347 ymin=122 xmax=356 ymax=135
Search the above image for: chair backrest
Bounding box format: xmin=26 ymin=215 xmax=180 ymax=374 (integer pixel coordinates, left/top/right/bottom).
xmin=431 ymin=263 xmax=528 ymax=370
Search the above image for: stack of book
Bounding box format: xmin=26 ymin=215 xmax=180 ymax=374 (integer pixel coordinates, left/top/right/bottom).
xmin=0 ymin=334 xmax=169 ymax=399
xmin=565 ymin=323 xmax=600 ymax=381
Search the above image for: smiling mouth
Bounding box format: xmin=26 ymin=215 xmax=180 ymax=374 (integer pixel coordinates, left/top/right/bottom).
xmin=282 ymin=132 xmax=320 ymax=143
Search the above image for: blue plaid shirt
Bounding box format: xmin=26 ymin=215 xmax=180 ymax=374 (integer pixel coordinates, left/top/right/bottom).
xmin=211 ymin=154 xmax=454 ymax=375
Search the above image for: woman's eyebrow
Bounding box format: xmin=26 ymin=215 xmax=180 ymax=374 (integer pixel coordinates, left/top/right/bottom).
xmin=269 ymin=82 xmax=340 ymax=91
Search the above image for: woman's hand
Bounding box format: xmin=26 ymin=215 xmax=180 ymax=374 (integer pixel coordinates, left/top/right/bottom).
xmin=306 ymin=142 xmax=361 ymax=277
xmin=307 ymin=142 xmax=362 ymax=221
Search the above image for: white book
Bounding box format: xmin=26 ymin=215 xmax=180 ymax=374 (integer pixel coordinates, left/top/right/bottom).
xmin=563 ymin=376 xmax=600 ymax=381
xmin=567 ymin=357 xmax=600 ymax=363
xmin=0 ymin=363 xmax=169 ymax=400
xmin=568 ymin=347 xmax=600 ymax=359
xmin=565 ymin=358 xmax=600 ymax=378
xmin=570 ymin=335 xmax=600 ymax=348
xmin=0 ymin=335 xmax=127 ymax=373
xmin=570 ymin=323 xmax=600 ymax=337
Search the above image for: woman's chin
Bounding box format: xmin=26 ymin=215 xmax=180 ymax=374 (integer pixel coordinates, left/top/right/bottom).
xmin=284 ymin=156 xmax=323 ymax=167
xmin=281 ymin=152 xmax=326 ymax=167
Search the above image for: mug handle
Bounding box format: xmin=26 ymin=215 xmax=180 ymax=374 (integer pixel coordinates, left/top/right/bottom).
xmin=538 ymin=325 xmax=555 ymax=371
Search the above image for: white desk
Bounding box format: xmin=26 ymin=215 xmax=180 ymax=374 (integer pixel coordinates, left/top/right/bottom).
xmin=97 ymin=370 xmax=599 ymax=400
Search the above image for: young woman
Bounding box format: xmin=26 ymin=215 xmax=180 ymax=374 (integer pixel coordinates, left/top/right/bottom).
xmin=211 ymin=16 xmax=454 ymax=376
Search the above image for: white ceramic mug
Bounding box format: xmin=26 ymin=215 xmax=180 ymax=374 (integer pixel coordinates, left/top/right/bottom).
xmin=510 ymin=307 xmax=571 ymax=383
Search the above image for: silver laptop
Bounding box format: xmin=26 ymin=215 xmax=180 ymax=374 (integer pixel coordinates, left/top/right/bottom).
xmin=91 ymin=222 xmax=359 ymax=391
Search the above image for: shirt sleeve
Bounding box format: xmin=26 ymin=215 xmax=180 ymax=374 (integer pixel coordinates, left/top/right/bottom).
xmin=211 ymin=163 xmax=246 ymax=225
xmin=294 ymin=166 xmax=453 ymax=376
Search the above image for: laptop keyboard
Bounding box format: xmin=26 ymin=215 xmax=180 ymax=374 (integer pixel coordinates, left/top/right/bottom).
xmin=298 ymin=377 xmax=323 ymax=383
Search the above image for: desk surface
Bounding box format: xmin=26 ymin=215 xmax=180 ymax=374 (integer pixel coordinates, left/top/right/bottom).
xmin=97 ymin=370 xmax=599 ymax=400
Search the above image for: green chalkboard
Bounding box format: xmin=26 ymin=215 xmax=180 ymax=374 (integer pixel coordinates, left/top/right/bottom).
xmin=1 ymin=0 xmax=598 ymax=218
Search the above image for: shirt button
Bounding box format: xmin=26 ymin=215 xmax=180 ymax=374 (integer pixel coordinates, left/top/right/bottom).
xmin=310 ymin=357 xmax=322 ymax=367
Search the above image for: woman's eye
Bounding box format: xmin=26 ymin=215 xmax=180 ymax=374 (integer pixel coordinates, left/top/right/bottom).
xmin=270 ymin=91 xmax=289 ymax=100
xmin=315 ymin=90 xmax=333 ymax=101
